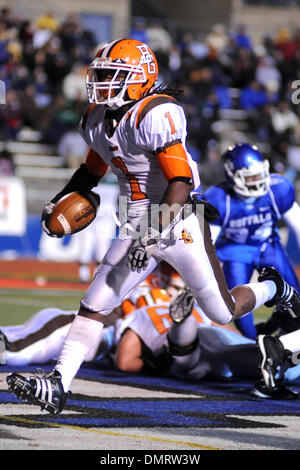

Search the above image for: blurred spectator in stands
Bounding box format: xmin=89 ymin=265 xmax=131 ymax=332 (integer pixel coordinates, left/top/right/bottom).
xmin=0 ymin=7 xmax=17 ymax=29
xmin=33 ymin=12 xmax=59 ymax=50
xmin=287 ymin=143 xmax=300 ymax=176
xmin=32 ymin=65 xmax=53 ymax=108
xmin=36 ymin=12 xmax=59 ymax=32
xmin=249 ymin=102 xmax=276 ymax=143
xmin=0 ymin=148 xmax=15 ymax=175
xmin=271 ymin=100 xmax=299 ymax=137
xmin=59 ymin=13 xmax=95 ymax=60
xmin=18 ymin=83 xmax=46 ymax=130
xmin=18 ymin=20 xmax=34 ymax=47
xmin=167 ymin=45 xmax=182 ymax=82
xmin=58 ymin=125 xmax=88 ymax=169
xmin=43 ymin=94 xmax=84 ymax=144
xmin=274 ymin=27 xmax=295 ymax=61
xmin=0 ymin=21 xmax=12 ymax=66
xmin=206 ymin=24 xmax=229 ymax=57
xmin=230 ymin=46 xmax=256 ymax=88
xmin=146 ymin=20 xmax=172 ymax=69
xmin=44 ymin=48 xmax=71 ymax=95
xmin=130 ymin=17 xmax=148 ymax=43
xmin=231 ymin=24 xmax=253 ymax=51
xmin=10 ymin=63 xmax=30 ymax=92
xmin=0 ymin=89 xmax=22 ymax=141
xmin=62 ymin=63 xmax=86 ymax=102
xmin=146 ymin=20 xmax=172 ymax=53
xmin=186 ymin=34 xmax=209 ymax=60
xmin=255 ymin=55 xmax=281 ymax=94
xmin=189 ymin=66 xmax=214 ymax=103
xmin=240 ymin=80 xmax=268 ymax=110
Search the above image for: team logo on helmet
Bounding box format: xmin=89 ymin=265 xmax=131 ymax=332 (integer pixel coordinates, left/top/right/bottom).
xmin=136 ymin=44 xmax=156 ymax=74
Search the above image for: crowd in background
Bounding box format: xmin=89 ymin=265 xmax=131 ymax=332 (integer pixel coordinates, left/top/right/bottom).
xmin=0 ymin=6 xmax=300 ymax=189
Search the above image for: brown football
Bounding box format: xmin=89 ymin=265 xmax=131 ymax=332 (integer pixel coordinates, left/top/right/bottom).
xmin=47 ymin=191 xmax=100 ymax=237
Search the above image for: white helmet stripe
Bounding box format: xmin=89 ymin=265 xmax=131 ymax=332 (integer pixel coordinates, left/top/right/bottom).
xmin=99 ymin=39 xmax=124 ymax=58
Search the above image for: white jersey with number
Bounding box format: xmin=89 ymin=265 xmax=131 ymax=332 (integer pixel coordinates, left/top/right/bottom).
xmin=79 ymin=94 xmax=200 ymax=216
xmin=114 ymin=303 xmax=212 ymax=353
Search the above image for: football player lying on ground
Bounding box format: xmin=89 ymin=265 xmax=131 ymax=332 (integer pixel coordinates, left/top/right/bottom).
xmin=6 ymin=38 xmax=300 ymax=414
xmin=201 ymin=142 xmax=300 ymax=340
xmin=3 ymin=274 xmax=300 ymax=402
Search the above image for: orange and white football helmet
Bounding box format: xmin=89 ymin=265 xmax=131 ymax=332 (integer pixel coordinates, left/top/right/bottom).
xmin=86 ymin=38 xmax=158 ymax=109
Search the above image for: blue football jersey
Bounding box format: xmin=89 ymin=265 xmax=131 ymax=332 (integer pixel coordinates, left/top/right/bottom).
xmin=202 ymin=173 xmax=296 ymax=264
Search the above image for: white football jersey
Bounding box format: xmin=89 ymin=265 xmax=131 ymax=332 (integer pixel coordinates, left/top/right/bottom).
xmin=114 ymin=303 xmax=211 ymax=354
xmin=79 ymin=95 xmax=200 ymax=217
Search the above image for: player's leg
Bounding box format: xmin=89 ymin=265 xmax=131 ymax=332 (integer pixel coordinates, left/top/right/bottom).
xmin=251 ymin=330 xmax=300 ymax=399
xmin=53 ymin=236 xmax=159 ymax=389
xmin=2 ymin=308 xmax=75 ymax=366
xmin=222 ymin=261 xmax=257 ymax=339
xmin=260 ymin=240 xmax=300 ymax=293
xmin=162 ymin=214 xmax=300 ymax=325
xmin=7 ymin=237 xmax=159 ymax=413
xmin=167 ymin=288 xmax=201 ymax=377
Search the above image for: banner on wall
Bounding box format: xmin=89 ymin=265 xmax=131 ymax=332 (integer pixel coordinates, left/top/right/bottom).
xmin=0 ymin=176 xmax=26 ymax=236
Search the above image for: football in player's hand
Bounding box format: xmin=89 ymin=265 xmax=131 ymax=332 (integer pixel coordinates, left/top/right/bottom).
xmin=46 ymin=191 xmax=100 ymax=237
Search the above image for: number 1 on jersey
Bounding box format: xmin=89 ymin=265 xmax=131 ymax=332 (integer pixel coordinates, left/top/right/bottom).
xmin=111 ymin=156 xmax=147 ymax=201
xmin=165 ymin=112 xmax=176 ymax=134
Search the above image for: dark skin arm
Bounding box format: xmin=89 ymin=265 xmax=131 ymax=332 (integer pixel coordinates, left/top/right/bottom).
xmin=154 ymin=180 xmax=193 ymax=231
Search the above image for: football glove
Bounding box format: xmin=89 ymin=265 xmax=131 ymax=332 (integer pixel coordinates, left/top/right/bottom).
xmin=169 ymin=287 xmax=195 ymax=324
xmin=41 ymin=202 xmax=58 ymax=237
xmin=192 ymin=195 xmax=220 ymax=222
xmin=128 ymin=227 xmax=160 ymax=273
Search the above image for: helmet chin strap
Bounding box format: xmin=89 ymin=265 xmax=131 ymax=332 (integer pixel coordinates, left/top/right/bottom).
xmin=103 ymin=85 xmax=135 ymax=110
xmin=106 ymin=96 xmax=134 ymax=110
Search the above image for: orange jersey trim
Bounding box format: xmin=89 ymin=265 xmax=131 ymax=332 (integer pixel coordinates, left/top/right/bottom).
xmin=156 ymin=142 xmax=192 ymax=181
xmin=135 ymin=94 xmax=177 ymax=129
xmin=121 ymin=299 xmax=136 ymax=316
xmin=85 ymin=148 xmax=108 ymax=177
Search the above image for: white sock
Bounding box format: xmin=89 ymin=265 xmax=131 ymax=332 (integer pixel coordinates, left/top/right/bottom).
xmin=55 ymin=315 xmax=103 ymax=392
xmin=245 ymin=280 xmax=277 ymax=310
xmin=168 ymin=315 xmax=198 ymax=346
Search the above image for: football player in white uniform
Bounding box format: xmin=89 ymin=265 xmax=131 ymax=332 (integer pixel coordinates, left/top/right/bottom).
xmin=6 ymin=38 xmax=300 ymax=414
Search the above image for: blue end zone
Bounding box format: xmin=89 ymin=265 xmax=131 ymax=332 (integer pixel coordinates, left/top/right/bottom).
xmin=1 ymin=360 xmax=300 ymax=429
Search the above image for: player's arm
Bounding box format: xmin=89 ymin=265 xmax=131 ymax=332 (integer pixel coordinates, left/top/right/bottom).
xmin=155 ymin=140 xmax=193 ymax=230
xmin=51 ymin=149 xmax=108 ymax=204
xmin=282 ymin=201 xmax=300 ymax=248
xmin=272 ymin=174 xmax=300 ymax=248
xmin=128 ymin=141 xmax=194 ymax=272
xmin=128 ymin=141 xmax=193 ymax=272
xmin=129 ymin=101 xmax=194 ymax=272
xmin=42 ymin=149 xmax=108 ymax=236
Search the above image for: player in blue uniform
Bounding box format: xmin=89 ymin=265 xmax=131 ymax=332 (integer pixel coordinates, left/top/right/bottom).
xmin=202 ymin=143 xmax=300 ymax=339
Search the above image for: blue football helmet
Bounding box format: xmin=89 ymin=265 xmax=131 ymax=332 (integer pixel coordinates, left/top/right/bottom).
xmin=222 ymin=143 xmax=270 ymax=198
